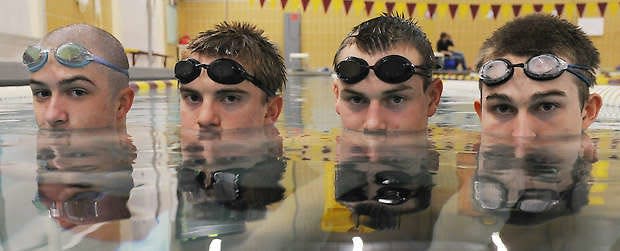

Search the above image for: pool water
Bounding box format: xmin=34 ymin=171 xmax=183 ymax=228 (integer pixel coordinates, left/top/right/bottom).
xmin=1 ymin=76 xmax=619 ymax=250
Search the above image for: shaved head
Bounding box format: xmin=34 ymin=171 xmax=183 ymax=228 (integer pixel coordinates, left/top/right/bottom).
xmin=42 ymin=24 xmax=129 ymax=95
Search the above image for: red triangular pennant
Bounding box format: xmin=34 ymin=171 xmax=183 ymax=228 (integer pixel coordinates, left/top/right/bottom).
xmin=407 ymin=3 xmax=417 ymax=17
xmin=512 ymin=4 xmax=521 ymax=17
xmin=280 ymin=0 xmax=288 ymax=9
xmin=259 ymin=0 xmax=266 ymax=7
xmin=576 ymin=3 xmax=586 ymax=17
xmin=555 ymin=3 xmax=564 ymax=16
xmin=598 ymin=2 xmax=607 ymax=16
xmin=533 ymin=4 xmax=543 ymax=12
xmin=322 ymin=0 xmax=331 ymax=13
xmin=469 ymin=4 xmax=479 ymax=19
xmin=491 ymin=4 xmax=501 ymax=19
xmin=344 ymin=0 xmax=353 ymax=14
xmin=364 ymin=1 xmax=374 ymax=16
xmin=386 ymin=2 xmax=395 ymax=15
xmin=449 ymin=4 xmax=458 ymax=19
xmin=427 ymin=3 xmax=437 ymax=18
xmin=301 ymin=0 xmax=310 ymax=11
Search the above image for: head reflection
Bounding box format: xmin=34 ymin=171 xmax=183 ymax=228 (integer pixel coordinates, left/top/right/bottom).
xmin=34 ymin=129 xmax=136 ymax=229
xmin=332 ymin=131 xmax=437 ymax=231
xmin=472 ymin=135 xmax=592 ymax=225
xmin=176 ymin=127 xmax=286 ymax=240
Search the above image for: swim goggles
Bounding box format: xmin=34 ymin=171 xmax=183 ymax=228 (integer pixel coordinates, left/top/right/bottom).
xmin=22 ymin=42 xmax=129 ymax=77
xmin=478 ymin=54 xmax=593 ymax=87
xmin=335 ymin=55 xmax=433 ymax=84
xmin=40 ymin=191 xmax=130 ymax=223
xmin=174 ymin=58 xmax=275 ymax=97
xmin=473 ymin=177 xmax=563 ymax=213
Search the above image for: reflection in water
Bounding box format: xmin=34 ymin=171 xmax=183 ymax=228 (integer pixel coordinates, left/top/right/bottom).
xmin=472 ymin=135 xmax=593 ymax=225
xmin=176 ymin=127 xmax=286 ymax=240
xmin=325 ymin=130 xmax=438 ymax=232
xmin=33 ymin=129 xmax=138 ymax=235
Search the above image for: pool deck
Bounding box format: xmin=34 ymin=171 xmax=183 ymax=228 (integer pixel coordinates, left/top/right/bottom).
xmin=0 ymin=61 xmax=173 ymax=86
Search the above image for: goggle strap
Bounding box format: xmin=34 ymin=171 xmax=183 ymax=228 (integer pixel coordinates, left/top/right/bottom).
xmin=245 ymin=74 xmax=275 ymax=97
xmin=566 ymin=68 xmax=593 ymax=87
xmin=91 ymin=55 xmax=129 ymax=77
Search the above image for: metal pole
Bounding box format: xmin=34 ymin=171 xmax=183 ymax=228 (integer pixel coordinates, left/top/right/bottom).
xmin=147 ymin=0 xmax=154 ymax=67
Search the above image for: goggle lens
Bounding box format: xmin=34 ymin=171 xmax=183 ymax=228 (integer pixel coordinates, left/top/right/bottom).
xmin=208 ymin=59 xmax=245 ymax=85
xmin=374 ymin=55 xmax=415 ymax=83
xmin=23 ymin=46 xmax=43 ymax=66
xmin=174 ymin=59 xmax=200 ymax=84
xmin=56 ymin=43 xmax=89 ymax=66
xmin=335 ymin=58 xmax=368 ymax=84
xmin=525 ymin=54 xmax=561 ymax=79
xmin=480 ymin=60 xmax=511 ymax=85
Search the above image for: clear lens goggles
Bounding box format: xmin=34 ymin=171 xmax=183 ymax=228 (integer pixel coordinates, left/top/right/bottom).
xmin=174 ymin=58 xmax=275 ymax=97
xmin=22 ymin=42 xmax=129 ymax=77
xmin=335 ymin=55 xmax=432 ymax=84
xmin=478 ymin=54 xmax=593 ymax=87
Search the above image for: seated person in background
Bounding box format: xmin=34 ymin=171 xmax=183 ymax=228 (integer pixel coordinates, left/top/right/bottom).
xmin=176 ymin=22 xmax=286 ymax=131
xmin=332 ymin=14 xmax=443 ymax=134
xmin=473 ymin=14 xmax=602 ymax=137
xmin=24 ymin=24 xmax=134 ymax=131
xmin=436 ymin=32 xmax=468 ymax=71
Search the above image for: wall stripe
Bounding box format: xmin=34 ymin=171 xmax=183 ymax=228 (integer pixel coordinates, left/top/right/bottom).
xmin=130 ymin=80 xmax=178 ymax=92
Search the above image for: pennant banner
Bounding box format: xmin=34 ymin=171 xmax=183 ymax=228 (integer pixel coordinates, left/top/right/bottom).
xmin=407 ymin=3 xmax=417 ymax=18
xmin=386 ymin=2 xmax=395 ymax=15
xmin=364 ymin=1 xmax=373 ymax=16
xmin=512 ymin=4 xmax=521 ymax=17
xmin=555 ymin=3 xmax=564 ymax=16
xmin=449 ymin=4 xmax=458 ymax=19
xmin=265 ymin=1 xmax=613 ymax=19
xmin=470 ymin=4 xmax=479 ymax=19
xmin=533 ymin=4 xmax=543 ymax=12
xmin=576 ymin=3 xmax=586 ymax=17
xmin=322 ymin=0 xmax=331 ymax=13
xmin=491 ymin=4 xmax=501 ymax=19
xmin=427 ymin=3 xmax=437 ymax=18
xmin=598 ymin=2 xmax=608 ymax=16
xmin=343 ymin=0 xmax=352 ymax=14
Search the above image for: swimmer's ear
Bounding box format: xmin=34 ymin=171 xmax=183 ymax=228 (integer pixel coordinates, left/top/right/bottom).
xmin=581 ymin=93 xmax=602 ymax=130
xmin=474 ymin=99 xmax=482 ymax=120
xmin=332 ymin=79 xmax=340 ymax=98
xmin=426 ymin=78 xmax=443 ymax=117
xmin=264 ymin=96 xmax=283 ymax=124
xmin=332 ymin=79 xmax=341 ymax=115
xmin=117 ymin=87 xmax=135 ymax=120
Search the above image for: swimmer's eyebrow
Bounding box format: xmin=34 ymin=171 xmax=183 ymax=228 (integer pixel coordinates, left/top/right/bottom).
xmin=485 ymin=93 xmax=512 ymax=102
xmin=530 ymin=90 xmax=567 ymax=102
xmin=29 ymin=75 xmax=96 ymax=87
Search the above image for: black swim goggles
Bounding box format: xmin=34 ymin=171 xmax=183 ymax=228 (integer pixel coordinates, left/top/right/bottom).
xmin=174 ymin=58 xmax=275 ymax=97
xmin=22 ymin=42 xmax=129 ymax=77
xmin=335 ymin=55 xmax=433 ymax=84
xmin=478 ymin=54 xmax=593 ymax=87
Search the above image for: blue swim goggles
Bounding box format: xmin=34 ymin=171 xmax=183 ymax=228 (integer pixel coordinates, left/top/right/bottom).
xmin=22 ymin=42 xmax=129 ymax=77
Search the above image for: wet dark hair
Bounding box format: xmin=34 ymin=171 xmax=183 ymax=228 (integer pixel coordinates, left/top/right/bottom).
xmin=476 ymin=14 xmax=600 ymax=106
xmin=333 ymin=13 xmax=437 ymax=90
xmin=186 ymin=22 xmax=286 ymax=98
